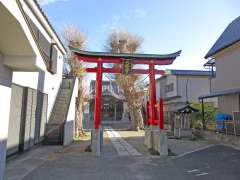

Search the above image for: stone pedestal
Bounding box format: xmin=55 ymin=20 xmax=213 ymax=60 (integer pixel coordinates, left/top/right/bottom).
xmin=174 ymin=128 xmax=192 ymax=138
xmin=91 ymin=128 xmax=103 ymax=156
xmin=144 ymin=126 xmax=168 ymax=156
xmin=144 ymin=127 xmax=152 ymax=149
xmin=153 ymin=130 xmax=168 ymax=156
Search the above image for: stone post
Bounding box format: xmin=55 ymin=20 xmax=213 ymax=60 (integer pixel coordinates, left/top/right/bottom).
xmin=144 ymin=127 xmax=168 ymax=156
xmin=91 ymin=127 xmax=103 ymax=156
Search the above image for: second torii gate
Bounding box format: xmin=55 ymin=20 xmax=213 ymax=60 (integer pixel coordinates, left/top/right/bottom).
xmin=70 ymin=47 xmax=181 ymax=131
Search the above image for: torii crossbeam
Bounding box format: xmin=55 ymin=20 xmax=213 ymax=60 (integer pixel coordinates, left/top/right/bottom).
xmin=70 ymin=46 xmax=181 ymax=130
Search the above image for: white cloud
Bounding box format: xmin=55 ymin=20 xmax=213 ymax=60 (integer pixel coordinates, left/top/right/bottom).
xmin=37 ymin=0 xmax=69 ymax=6
xmin=100 ymin=8 xmax=148 ymax=32
xmin=132 ymin=8 xmax=148 ymax=18
xmin=100 ymin=16 xmax=120 ymax=32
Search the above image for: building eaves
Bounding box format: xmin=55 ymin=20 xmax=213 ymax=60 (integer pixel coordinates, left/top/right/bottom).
xmin=199 ymin=88 xmax=240 ymax=99
xmin=27 ymin=0 xmax=67 ymax=54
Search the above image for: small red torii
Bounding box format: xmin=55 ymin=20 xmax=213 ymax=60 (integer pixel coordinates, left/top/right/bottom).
xmin=70 ymin=47 xmax=181 ymax=130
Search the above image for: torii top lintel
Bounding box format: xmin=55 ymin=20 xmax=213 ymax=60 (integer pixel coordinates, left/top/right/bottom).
xmin=70 ymin=46 xmax=181 ymax=65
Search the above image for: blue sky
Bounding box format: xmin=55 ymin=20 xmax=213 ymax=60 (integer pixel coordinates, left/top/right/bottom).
xmin=39 ymin=0 xmax=240 ymax=70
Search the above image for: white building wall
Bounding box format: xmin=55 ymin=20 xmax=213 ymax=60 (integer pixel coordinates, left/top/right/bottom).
xmin=12 ymin=50 xmax=63 ymax=119
xmin=66 ymin=79 xmax=78 ymax=123
xmin=0 ymin=55 xmax=12 ymax=87
xmin=0 ymin=1 xmax=66 ymax=179
xmin=64 ymin=79 xmax=78 ymax=146
xmin=0 ymin=86 xmax=11 ymax=180
xmin=156 ymin=74 xmax=216 ymax=112
xmin=156 ymin=77 xmax=167 ymax=100
xmin=165 ymin=75 xmax=177 ymax=98
xmin=156 ymin=80 xmax=161 ymax=99
xmin=0 ymin=54 xmax=12 ymax=180
xmin=177 ymin=76 xmax=211 ymax=102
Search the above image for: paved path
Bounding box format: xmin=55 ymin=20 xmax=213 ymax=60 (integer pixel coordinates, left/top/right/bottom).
xmin=105 ymin=127 xmax=141 ymax=156
xmin=7 ymin=145 xmax=240 ymax=180
xmin=4 ymin=146 xmax=61 ymax=180
xmin=5 ymin=129 xmax=240 ymax=180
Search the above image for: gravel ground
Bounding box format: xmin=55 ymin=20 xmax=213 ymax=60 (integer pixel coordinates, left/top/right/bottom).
xmin=54 ymin=129 xmax=217 ymax=157
xmin=117 ymin=130 xmax=217 ymax=156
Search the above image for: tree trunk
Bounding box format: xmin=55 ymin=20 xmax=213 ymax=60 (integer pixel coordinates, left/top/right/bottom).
xmin=128 ymin=101 xmax=145 ymax=131
xmin=75 ymin=77 xmax=85 ymax=137
xmin=121 ymin=85 xmax=144 ymax=131
xmin=129 ymin=107 xmax=138 ymax=131
xmin=76 ymin=101 xmax=84 ymax=135
xmin=136 ymin=108 xmax=144 ymax=130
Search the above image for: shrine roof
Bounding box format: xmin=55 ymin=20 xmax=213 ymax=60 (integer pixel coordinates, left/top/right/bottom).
xmin=70 ymin=46 xmax=181 ymax=61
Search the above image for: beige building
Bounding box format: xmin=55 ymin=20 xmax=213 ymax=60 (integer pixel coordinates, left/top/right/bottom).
xmin=200 ymin=16 xmax=240 ymax=114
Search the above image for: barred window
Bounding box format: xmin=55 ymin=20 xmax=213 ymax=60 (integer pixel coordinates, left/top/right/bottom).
xmin=165 ymin=83 xmax=174 ymax=93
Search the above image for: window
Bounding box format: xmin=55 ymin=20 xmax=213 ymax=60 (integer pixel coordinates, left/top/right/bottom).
xmin=165 ymin=83 xmax=174 ymax=93
xmin=102 ymin=85 xmax=109 ymax=92
xmin=50 ymin=45 xmax=58 ymax=74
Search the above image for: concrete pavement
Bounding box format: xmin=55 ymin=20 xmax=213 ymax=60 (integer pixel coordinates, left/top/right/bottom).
xmin=4 ymin=146 xmax=61 ymax=180
xmin=15 ymin=145 xmax=240 ymax=180
xmin=4 ymin=129 xmax=240 ymax=180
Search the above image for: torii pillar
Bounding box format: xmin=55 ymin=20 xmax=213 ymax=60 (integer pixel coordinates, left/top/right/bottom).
xmin=91 ymin=60 xmax=103 ymax=156
xmin=145 ymin=61 xmax=168 ymax=156
xmin=149 ymin=61 xmax=157 ymax=126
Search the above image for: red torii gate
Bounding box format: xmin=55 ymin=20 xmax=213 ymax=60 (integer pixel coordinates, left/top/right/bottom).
xmin=70 ymin=47 xmax=181 ymax=130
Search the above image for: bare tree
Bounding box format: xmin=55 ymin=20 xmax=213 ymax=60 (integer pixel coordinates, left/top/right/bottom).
xmin=62 ymin=24 xmax=87 ymax=136
xmin=106 ymin=29 xmax=145 ymax=130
